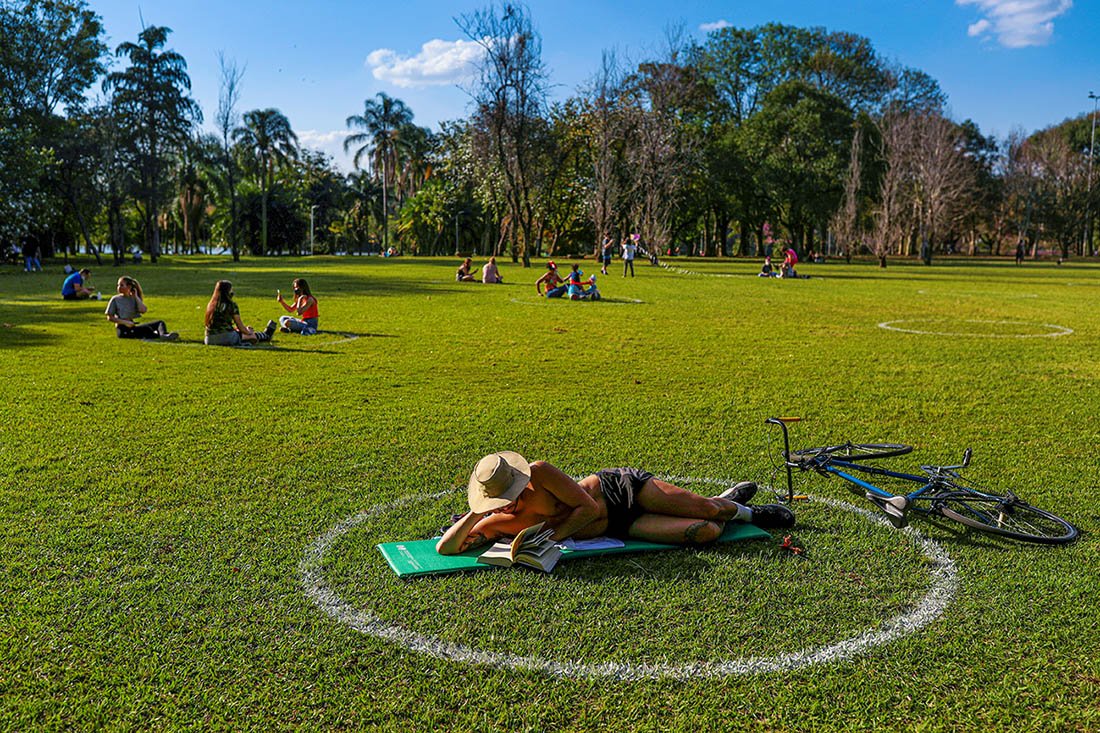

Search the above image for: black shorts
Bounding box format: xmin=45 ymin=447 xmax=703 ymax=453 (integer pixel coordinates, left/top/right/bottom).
xmin=595 ymin=467 xmax=654 ymax=538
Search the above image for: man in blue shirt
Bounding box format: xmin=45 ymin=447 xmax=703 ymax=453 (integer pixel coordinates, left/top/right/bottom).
xmin=61 ymin=268 xmax=98 ymax=300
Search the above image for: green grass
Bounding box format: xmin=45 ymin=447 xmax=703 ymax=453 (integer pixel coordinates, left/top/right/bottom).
xmin=2 ymin=255 xmax=1098 ymax=731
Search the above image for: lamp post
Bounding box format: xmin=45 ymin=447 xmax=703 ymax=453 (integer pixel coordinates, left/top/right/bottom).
xmin=310 ymin=205 xmax=318 ymax=254
xmin=453 ymin=209 xmax=468 ymax=256
xmin=1087 ymin=92 xmax=1099 ymax=256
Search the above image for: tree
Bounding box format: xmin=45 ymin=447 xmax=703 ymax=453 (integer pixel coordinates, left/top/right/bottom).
xmin=215 ymin=53 xmax=244 ymax=261
xmin=580 ymin=52 xmax=629 ymax=254
xmin=234 ymin=107 xmax=298 ymax=255
xmin=0 ymin=0 xmax=106 ymax=119
xmin=344 ymin=92 xmax=415 ymax=254
xmin=0 ymin=0 xmax=106 ymax=253
xmin=457 ymin=2 xmax=549 ymax=265
xmin=105 ymin=25 xmax=200 ymax=262
xmin=745 ymin=80 xmax=852 ymax=253
xmin=621 ymin=34 xmax=708 ymax=254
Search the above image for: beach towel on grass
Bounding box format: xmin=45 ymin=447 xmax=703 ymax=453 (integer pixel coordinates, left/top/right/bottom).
xmin=377 ymin=522 xmax=772 ymax=578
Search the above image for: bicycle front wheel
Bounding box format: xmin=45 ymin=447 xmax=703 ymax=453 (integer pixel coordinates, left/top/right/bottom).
xmin=793 ymin=442 xmax=913 ymax=461
xmin=935 ymin=491 xmax=1078 ymax=544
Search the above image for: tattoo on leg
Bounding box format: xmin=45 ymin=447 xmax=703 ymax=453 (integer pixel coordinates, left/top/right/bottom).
xmin=683 ymin=521 xmax=712 ymax=547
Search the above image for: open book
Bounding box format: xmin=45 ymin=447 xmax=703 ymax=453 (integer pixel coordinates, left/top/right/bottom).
xmin=476 ymin=522 xmax=562 ymax=572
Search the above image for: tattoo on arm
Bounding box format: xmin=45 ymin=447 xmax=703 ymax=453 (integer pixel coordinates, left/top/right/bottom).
xmin=683 ymin=521 xmax=712 ymax=547
xmin=458 ymin=530 xmax=492 ymax=553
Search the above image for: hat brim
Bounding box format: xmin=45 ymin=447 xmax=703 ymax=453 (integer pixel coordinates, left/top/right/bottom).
xmin=467 ymin=450 xmax=531 ymax=513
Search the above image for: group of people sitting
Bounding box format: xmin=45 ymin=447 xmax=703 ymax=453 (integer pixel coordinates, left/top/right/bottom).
xmin=535 ymin=261 xmax=600 ymax=300
xmin=758 ymin=248 xmax=802 ymax=279
xmin=62 ymin=268 xmax=321 ymax=346
xmin=456 ymin=257 xmax=504 ymax=284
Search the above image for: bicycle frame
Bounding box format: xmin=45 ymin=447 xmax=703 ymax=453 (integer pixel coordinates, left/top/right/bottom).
xmin=808 ymin=458 xmax=945 ymax=513
xmin=767 ymin=416 xmax=962 ymax=510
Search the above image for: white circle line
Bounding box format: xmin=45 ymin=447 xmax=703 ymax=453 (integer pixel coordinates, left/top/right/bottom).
xmin=299 ymin=480 xmax=957 ymax=679
xmin=509 ymin=297 xmax=644 ymax=306
xmin=655 ymin=262 xmax=738 ymax=278
xmin=139 ymin=332 xmax=362 ymax=348
xmin=878 ymin=319 xmax=1073 ymax=338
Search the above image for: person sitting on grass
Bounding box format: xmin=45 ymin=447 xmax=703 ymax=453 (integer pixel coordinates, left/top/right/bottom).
xmin=781 ymin=247 xmax=799 ymax=278
xmin=61 ymin=268 xmax=98 ymax=300
xmin=203 ymin=280 xmax=276 ymax=347
xmin=536 ymin=261 xmax=566 ymax=297
xmin=436 ymin=451 xmax=794 ymax=555
xmin=758 ymin=255 xmax=774 ymax=277
xmin=565 ymin=264 xmax=600 ymax=300
xmin=104 ymin=276 xmax=179 ymax=341
xmin=456 ymin=258 xmax=476 ymax=282
xmin=276 ymin=278 xmax=319 ymax=335
xmin=482 ymin=256 xmax=504 ymax=284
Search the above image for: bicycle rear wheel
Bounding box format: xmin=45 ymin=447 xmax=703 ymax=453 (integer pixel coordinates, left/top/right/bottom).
xmin=935 ymin=490 xmax=1078 ymax=544
xmin=792 ymin=442 xmax=913 ymax=461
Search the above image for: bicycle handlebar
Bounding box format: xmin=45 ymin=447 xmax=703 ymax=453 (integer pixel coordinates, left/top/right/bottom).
xmin=920 ymin=448 xmax=972 ymax=477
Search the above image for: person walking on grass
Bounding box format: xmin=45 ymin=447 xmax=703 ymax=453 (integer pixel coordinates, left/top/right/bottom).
xmin=104 ymin=276 xmax=179 ymax=341
xmin=203 ymin=280 xmax=276 ymax=347
xmin=621 ymin=236 xmax=637 ymax=277
xmin=437 ymin=451 xmax=794 ymax=555
xmin=23 ymin=242 xmax=41 ymax=272
xmin=276 ymin=278 xmax=319 ymax=335
xmin=600 ymin=236 xmax=614 ymax=275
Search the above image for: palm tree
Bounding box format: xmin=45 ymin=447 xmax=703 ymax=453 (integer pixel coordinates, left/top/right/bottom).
xmin=345 ymin=93 xmax=414 ymax=252
xmin=395 ymin=124 xmax=435 ymax=203
xmin=234 ymin=108 xmax=298 ymax=254
xmin=105 ymin=25 xmax=200 ymax=262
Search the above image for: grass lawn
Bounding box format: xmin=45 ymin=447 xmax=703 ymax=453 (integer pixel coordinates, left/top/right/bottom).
xmin=1 ymin=254 xmax=1097 ymax=730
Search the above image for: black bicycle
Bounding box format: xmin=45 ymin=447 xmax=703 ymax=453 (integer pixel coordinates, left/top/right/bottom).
xmin=766 ymin=417 xmax=1078 ymax=545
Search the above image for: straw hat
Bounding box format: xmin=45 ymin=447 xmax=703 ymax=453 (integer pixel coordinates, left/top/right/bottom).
xmin=468 ymin=451 xmax=531 ymax=512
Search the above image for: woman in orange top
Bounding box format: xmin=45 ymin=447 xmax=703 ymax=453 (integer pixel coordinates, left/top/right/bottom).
xmin=276 ymin=277 xmax=320 ymax=335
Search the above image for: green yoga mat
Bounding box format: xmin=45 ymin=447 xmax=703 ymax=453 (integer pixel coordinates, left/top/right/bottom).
xmin=377 ymin=522 xmax=773 ymax=578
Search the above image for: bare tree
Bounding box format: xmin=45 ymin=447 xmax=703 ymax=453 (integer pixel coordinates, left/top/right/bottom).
xmin=215 ymin=53 xmax=244 ymax=261
xmin=1020 ymin=130 xmax=1089 ymax=258
xmin=872 ymin=110 xmax=974 ymax=265
xmin=457 ymin=2 xmax=548 ymax=266
xmin=831 ymin=122 xmax=863 ymax=258
xmin=909 ymin=112 xmax=974 ymax=264
xmin=582 ymin=51 xmax=628 ymax=254
xmin=872 ymin=112 xmax=912 ymax=266
xmin=622 ymin=33 xmax=702 ymax=254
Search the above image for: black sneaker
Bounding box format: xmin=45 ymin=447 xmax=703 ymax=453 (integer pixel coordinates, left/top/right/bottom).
xmin=749 ymin=504 xmax=796 ymax=529
xmin=265 ymin=320 xmax=278 ymax=336
xmin=717 ymin=481 xmax=758 ymax=505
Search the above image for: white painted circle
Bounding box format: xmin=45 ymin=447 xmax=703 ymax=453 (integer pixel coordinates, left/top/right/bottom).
xmin=143 ymin=331 xmax=362 ymax=348
xmin=509 ymin=297 xmax=643 ymax=306
xmin=915 ymin=290 xmax=1038 ymax=299
xmin=878 ymin=319 xmax=1072 ymax=338
xmin=300 ymin=480 xmax=957 ymax=679
xmin=656 ymin=262 xmax=737 ymax=278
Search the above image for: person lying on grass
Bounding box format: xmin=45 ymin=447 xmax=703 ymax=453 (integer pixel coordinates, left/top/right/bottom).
xmin=436 ymin=451 xmax=794 ymax=555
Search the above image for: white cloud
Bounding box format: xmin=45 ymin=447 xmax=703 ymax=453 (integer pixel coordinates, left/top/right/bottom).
xmin=957 ymin=0 xmax=1073 ymax=48
xmin=367 ymin=38 xmax=485 ymax=88
xmin=297 ymin=130 xmax=354 ymax=172
xmin=967 ymin=18 xmax=992 ymax=37
xmin=699 ymin=19 xmax=732 ymax=33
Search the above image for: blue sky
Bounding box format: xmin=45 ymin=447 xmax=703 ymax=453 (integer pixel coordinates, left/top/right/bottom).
xmin=90 ymin=0 xmax=1098 ymax=170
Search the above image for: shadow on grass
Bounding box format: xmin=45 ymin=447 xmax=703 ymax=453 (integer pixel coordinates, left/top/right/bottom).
xmin=0 ymin=324 xmax=58 ymax=349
